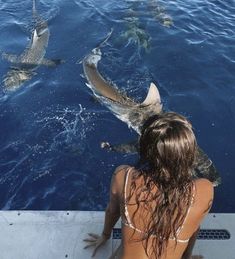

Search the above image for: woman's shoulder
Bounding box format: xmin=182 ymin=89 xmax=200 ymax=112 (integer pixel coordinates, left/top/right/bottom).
xmin=192 ymin=178 xmax=214 ymax=214
xmin=111 ymin=165 xmax=134 ymax=193
xmin=113 ymin=165 xmax=130 ymax=174
xmin=113 ymin=165 xmax=135 ymax=177
xmin=194 ymin=178 xmax=214 ymax=195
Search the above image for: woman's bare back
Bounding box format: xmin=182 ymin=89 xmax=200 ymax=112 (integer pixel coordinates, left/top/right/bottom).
xmin=111 ymin=166 xmax=214 ymax=259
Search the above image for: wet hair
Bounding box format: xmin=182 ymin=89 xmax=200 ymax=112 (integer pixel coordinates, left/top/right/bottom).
xmin=128 ymin=112 xmax=196 ymax=258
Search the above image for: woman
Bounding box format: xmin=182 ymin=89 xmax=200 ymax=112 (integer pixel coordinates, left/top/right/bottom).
xmin=84 ymin=112 xmax=214 ymax=259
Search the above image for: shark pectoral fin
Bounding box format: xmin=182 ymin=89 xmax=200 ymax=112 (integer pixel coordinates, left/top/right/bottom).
xmin=2 ymin=52 xmax=19 ymax=63
xmin=142 ymin=82 xmax=161 ymax=106
xmin=85 ymin=82 xmax=94 ymax=90
xmin=41 ymin=59 xmax=65 ymax=67
xmin=101 ymin=140 xmax=138 ymax=154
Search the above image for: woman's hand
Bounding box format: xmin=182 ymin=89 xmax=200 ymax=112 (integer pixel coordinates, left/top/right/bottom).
xmin=83 ymin=233 xmax=109 ymax=257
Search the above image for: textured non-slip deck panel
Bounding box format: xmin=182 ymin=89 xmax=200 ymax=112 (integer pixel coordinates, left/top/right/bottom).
xmin=112 ymin=228 xmax=231 ymax=240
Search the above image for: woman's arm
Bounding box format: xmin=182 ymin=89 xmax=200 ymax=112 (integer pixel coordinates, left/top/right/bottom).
xmin=102 ymin=202 xmax=120 ymax=238
xmin=182 ymin=179 xmax=214 ymax=259
xmin=83 ymin=201 xmax=120 ymax=257
xmin=102 ymin=166 xmax=126 ymax=237
xmin=83 ymin=166 xmax=126 ymax=256
xmin=181 ymin=228 xmax=200 ymax=259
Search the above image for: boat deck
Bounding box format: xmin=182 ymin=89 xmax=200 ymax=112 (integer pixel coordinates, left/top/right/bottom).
xmin=0 ymin=211 xmax=234 ymax=259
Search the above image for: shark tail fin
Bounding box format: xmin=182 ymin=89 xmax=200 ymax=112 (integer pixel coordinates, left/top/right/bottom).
xmin=82 ymin=29 xmax=113 ymax=66
xmin=97 ymin=28 xmax=114 ymax=49
xmin=142 ymin=82 xmax=162 ymax=106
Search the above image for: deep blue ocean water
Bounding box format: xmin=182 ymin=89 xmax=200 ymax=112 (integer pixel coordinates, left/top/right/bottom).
xmin=0 ymin=0 xmax=234 ymax=212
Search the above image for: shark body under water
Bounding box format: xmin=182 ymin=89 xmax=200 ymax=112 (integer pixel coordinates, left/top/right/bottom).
xmin=82 ymin=33 xmax=221 ymax=186
xmin=2 ymin=0 xmax=62 ymax=92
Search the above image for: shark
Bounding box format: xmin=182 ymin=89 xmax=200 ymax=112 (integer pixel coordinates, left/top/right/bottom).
xmin=83 ymin=31 xmax=161 ymax=134
xmin=82 ymin=33 xmax=221 ymax=186
xmin=148 ymin=0 xmax=173 ymax=28
xmin=2 ymin=0 xmax=62 ymax=92
xmin=121 ymin=17 xmax=151 ymax=53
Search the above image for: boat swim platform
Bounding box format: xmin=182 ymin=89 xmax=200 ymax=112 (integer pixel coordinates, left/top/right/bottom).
xmin=0 ymin=211 xmax=234 ymax=259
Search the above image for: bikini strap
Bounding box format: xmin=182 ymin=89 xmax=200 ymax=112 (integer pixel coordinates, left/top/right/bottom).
xmin=123 ymin=167 xmax=134 ymax=228
xmin=124 ymin=167 xmax=132 ymax=201
xmin=176 ymin=182 xmax=196 ymax=235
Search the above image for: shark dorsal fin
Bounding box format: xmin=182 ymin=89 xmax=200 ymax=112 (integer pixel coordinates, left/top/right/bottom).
xmin=142 ymin=82 xmax=161 ymax=105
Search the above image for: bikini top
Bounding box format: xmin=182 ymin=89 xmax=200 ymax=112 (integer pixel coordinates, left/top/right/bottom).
xmin=122 ymin=168 xmax=195 ymax=243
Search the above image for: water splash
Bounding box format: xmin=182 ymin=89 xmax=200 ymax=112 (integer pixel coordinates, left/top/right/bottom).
xmin=34 ymin=104 xmax=94 ymax=154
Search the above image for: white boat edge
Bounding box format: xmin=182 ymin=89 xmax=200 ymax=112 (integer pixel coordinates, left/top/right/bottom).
xmin=0 ymin=211 xmax=234 ymax=259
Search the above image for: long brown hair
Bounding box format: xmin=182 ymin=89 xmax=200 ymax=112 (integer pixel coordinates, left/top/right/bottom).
xmin=127 ymin=112 xmax=196 ymax=258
